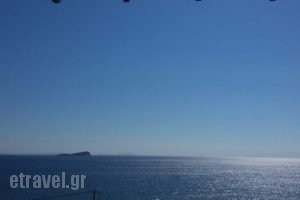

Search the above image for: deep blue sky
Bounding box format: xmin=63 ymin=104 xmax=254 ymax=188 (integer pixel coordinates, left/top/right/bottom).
xmin=1 ymin=0 xmax=299 ymax=157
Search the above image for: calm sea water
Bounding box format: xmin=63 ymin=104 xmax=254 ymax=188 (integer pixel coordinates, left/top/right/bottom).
xmin=0 ymin=156 xmax=300 ymax=200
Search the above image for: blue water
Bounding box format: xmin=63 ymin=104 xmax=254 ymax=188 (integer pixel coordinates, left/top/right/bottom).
xmin=0 ymin=156 xmax=300 ymax=200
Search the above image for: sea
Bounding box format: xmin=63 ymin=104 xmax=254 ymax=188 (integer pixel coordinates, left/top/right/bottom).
xmin=0 ymin=156 xmax=300 ymax=200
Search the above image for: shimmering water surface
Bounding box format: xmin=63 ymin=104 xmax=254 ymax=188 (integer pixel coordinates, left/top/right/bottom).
xmin=0 ymin=156 xmax=300 ymax=200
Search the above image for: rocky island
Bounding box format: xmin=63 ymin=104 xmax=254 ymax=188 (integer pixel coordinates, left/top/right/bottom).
xmin=56 ymin=151 xmax=91 ymax=157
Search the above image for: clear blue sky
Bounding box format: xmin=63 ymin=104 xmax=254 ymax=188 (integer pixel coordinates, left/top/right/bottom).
xmin=0 ymin=0 xmax=299 ymax=157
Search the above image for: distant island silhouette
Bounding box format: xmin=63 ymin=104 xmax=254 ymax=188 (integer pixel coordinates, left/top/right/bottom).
xmin=56 ymin=151 xmax=91 ymax=157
